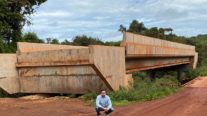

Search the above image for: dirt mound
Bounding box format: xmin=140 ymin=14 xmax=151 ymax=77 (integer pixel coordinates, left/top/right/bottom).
xmin=19 ymin=94 xmax=50 ymax=100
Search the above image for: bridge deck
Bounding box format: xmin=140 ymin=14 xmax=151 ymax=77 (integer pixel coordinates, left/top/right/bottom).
xmin=121 ymin=32 xmax=198 ymax=72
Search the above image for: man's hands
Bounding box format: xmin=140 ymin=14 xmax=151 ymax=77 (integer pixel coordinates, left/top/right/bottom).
xmin=100 ymin=107 xmax=109 ymax=112
xmin=104 ymin=108 xmax=109 ymax=111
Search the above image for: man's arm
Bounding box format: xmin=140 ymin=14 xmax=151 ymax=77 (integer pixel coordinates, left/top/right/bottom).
xmin=107 ymin=96 xmax=112 ymax=109
xmin=96 ymin=96 xmax=103 ymax=108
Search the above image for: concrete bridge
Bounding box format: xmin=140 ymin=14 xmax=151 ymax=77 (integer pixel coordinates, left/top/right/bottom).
xmin=122 ymin=32 xmax=197 ymax=73
xmin=0 ymin=32 xmax=198 ymax=94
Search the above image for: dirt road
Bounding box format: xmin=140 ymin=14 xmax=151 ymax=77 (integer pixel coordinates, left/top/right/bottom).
xmin=0 ymin=77 xmax=207 ymax=116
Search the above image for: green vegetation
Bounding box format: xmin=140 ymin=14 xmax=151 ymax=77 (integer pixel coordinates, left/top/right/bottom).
xmin=187 ymin=66 xmax=207 ymax=78
xmin=84 ymin=72 xmax=181 ymax=106
xmin=0 ymin=0 xmax=47 ymax=52
xmin=186 ymin=34 xmax=207 ymax=78
xmin=105 ymin=41 xmax=121 ymax=46
xmin=0 ymin=89 xmax=9 ymax=98
xmin=22 ymin=32 xmax=45 ymax=43
xmin=0 ymin=89 xmax=28 ymax=98
xmin=72 ymin=35 xmax=104 ymax=46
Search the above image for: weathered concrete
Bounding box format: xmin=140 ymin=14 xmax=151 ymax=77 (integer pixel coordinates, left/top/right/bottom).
xmin=121 ymin=32 xmax=196 ymax=57
xmin=0 ymin=32 xmax=198 ymax=94
xmin=17 ymin=42 xmax=87 ymax=53
xmin=14 ymin=44 xmax=129 ymax=94
xmin=0 ymin=54 xmax=20 ymax=94
xmin=89 ymin=45 xmax=126 ymax=91
xmin=18 ymin=66 xmax=108 ymax=94
xmin=122 ymin=32 xmax=198 ymax=72
xmin=16 ymin=48 xmax=91 ymax=67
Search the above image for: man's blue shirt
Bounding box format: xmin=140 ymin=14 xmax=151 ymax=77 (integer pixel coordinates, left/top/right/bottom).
xmin=96 ymin=95 xmax=113 ymax=109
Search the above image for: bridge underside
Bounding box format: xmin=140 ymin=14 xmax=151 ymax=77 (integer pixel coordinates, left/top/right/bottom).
xmin=126 ymin=57 xmax=192 ymax=73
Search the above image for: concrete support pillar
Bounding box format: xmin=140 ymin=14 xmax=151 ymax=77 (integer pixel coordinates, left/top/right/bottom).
xmin=177 ymin=69 xmax=183 ymax=82
xmin=150 ymin=71 xmax=156 ymax=81
xmin=177 ymin=65 xmax=187 ymax=82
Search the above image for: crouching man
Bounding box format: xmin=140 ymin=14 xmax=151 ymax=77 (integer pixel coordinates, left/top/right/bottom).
xmin=96 ymin=90 xmax=114 ymax=116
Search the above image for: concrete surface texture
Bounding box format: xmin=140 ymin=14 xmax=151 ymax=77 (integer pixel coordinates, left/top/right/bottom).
xmin=89 ymin=45 xmax=126 ymax=91
xmin=16 ymin=44 xmax=127 ymax=94
xmin=0 ymin=54 xmax=19 ymax=94
xmin=17 ymin=42 xmax=87 ymax=53
xmin=0 ymin=32 xmax=198 ymax=94
xmin=122 ymin=32 xmax=196 ymax=57
xmin=122 ymin=32 xmax=198 ymax=72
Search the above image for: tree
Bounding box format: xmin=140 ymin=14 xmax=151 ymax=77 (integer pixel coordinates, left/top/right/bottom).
xmin=0 ymin=0 xmax=47 ymax=45
xmin=164 ymin=28 xmax=173 ymax=35
xmin=23 ymin=32 xmax=44 ymax=43
xmin=50 ymin=38 xmax=59 ymax=44
xmin=145 ymin=27 xmax=159 ymax=38
xmin=127 ymin=20 xmax=146 ymax=34
xmin=105 ymin=41 xmax=121 ymax=46
xmin=0 ymin=36 xmax=4 ymax=53
xmin=61 ymin=39 xmax=72 ymax=45
xmin=46 ymin=38 xmax=51 ymax=44
xmin=118 ymin=25 xmax=126 ymax=33
xmin=190 ymin=35 xmax=207 ymax=66
xmin=73 ymin=35 xmax=104 ymax=46
xmin=158 ymin=28 xmax=165 ymax=39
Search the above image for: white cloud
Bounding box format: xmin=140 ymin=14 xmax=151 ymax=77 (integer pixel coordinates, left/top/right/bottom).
xmin=35 ymin=11 xmax=73 ymax=17
xmin=23 ymin=0 xmax=207 ymax=41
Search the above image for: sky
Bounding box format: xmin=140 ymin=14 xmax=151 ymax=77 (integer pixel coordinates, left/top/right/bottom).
xmin=23 ymin=0 xmax=207 ymax=42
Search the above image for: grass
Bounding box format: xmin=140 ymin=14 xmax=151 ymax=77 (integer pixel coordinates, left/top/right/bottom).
xmin=83 ymin=72 xmax=181 ymax=106
xmin=189 ymin=66 xmax=207 ymax=77
xmin=0 ymin=89 xmax=29 ymax=98
xmin=0 ymin=89 xmax=10 ymax=98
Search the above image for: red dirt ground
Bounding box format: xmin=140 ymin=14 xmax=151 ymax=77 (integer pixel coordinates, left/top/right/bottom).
xmin=1 ymin=77 xmax=207 ymax=116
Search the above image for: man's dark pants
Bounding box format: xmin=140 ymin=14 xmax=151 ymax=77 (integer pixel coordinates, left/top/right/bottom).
xmin=96 ymin=107 xmax=113 ymax=115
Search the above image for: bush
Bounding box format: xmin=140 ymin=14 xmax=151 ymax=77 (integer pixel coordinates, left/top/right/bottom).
xmin=0 ymin=89 xmax=10 ymax=98
xmin=191 ymin=66 xmax=207 ymax=77
xmin=109 ymin=75 xmax=180 ymax=103
xmin=0 ymin=89 xmax=29 ymax=98
xmin=83 ymin=92 xmax=97 ymax=101
xmin=84 ymin=72 xmax=181 ymax=106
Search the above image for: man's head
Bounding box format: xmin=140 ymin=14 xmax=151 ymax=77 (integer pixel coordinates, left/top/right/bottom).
xmin=100 ymin=90 xmax=106 ymax=97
